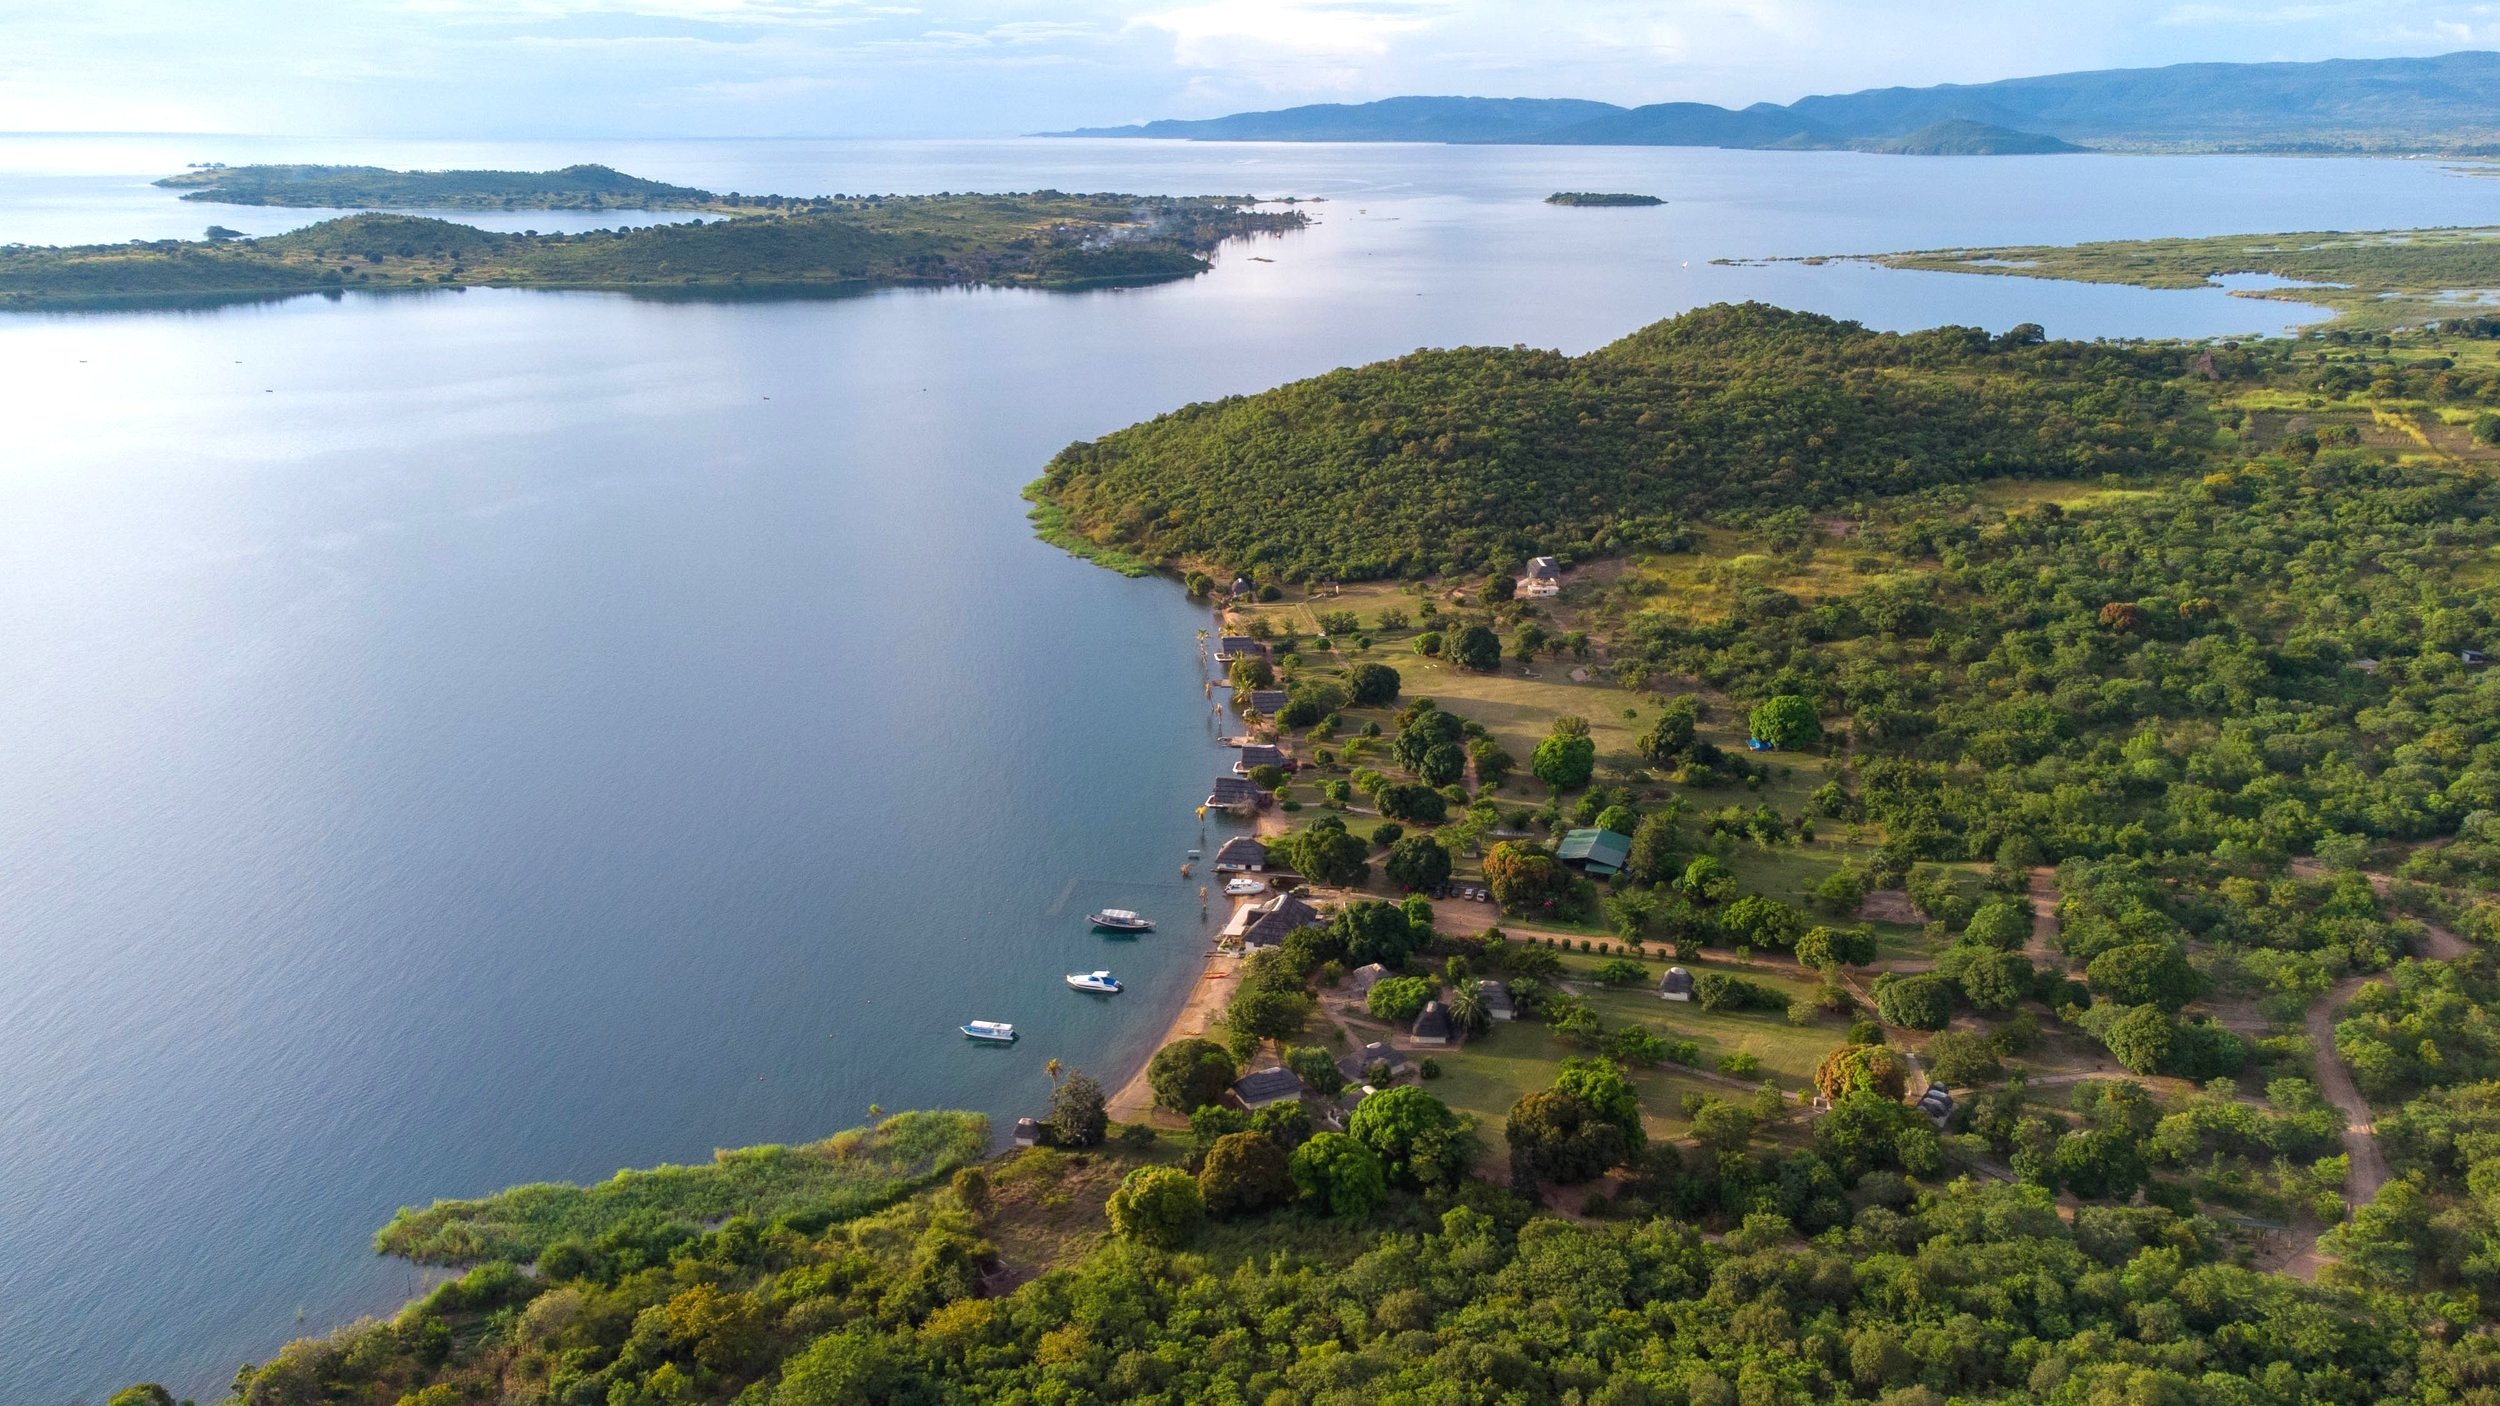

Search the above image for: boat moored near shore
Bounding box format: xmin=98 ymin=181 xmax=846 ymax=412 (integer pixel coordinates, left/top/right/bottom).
xmin=1089 ymin=908 xmax=1155 ymax=932
xmin=1066 ymin=970 xmax=1123 ymax=994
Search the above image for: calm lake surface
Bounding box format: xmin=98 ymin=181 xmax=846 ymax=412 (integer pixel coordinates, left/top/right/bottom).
xmin=3 ymin=134 xmax=2497 ymax=1402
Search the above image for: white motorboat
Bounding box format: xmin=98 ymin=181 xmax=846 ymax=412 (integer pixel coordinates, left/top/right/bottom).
xmin=1223 ymin=877 xmax=1267 ymax=896
xmin=1089 ymin=908 xmax=1154 ymax=932
xmin=1065 ymin=970 xmax=1123 ymax=994
xmin=960 ymin=1020 xmax=1017 ymax=1042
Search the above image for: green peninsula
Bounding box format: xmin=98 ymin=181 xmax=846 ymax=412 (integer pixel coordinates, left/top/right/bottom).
xmin=156 ymin=162 xmax=719 ymax=211
xmin=1031 ymin=303 xmax=2207 ymax=580
xmin=0 ymin=192 xmax=1307 ymax=308
xmin=1827 ymin=224 xmax=2500 ymax=330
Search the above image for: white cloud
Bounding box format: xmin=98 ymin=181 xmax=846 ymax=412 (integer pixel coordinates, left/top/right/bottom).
xmin=2 ymin=0 xmax=2496 ymax=138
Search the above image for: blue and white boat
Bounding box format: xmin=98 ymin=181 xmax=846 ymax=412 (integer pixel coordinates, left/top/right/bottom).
xmin=1065 ymin=970 xmax=1123 ymax=995
xmin=960 ymin=1020 xmax=1017 ymax=1042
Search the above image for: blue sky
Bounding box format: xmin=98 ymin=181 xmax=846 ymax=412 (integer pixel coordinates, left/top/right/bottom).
xmin=8 ymin=0 xmax=2500 ymax=137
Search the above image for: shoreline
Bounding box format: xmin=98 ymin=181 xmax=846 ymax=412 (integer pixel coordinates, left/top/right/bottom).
xmin=1100 ymin=600 xmax=1284 ymax=1124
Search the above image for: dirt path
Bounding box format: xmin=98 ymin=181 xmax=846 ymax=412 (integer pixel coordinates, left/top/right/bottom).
xmin=2305 ymin=972 xmax=2391 ymax=1249
xmin=2025 ymin=866 xmax=2064 ymax=971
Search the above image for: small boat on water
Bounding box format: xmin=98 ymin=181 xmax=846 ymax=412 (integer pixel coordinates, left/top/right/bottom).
xmin=1066 ymin=970 xmax=1123 ymax=994
xmin=960 ymin=1020 xmax=1017 ymax=1043
xmin=1224 ymin=877 xmax=1268 ymax=896
xmin=1090 ymin=908 xmax=1155 ymax=933
xmin=1186 ymin=847 xmax=1202 ymax=859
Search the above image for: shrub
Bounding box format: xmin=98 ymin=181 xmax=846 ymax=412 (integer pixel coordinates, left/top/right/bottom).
xmin=1693 ymin=972 xmax=1783 ymax=1012
xmin=1198 ymin=1131 xmax=1293 ymax=1217
xmin=1873 ymin=975 xmax=1953 ymax=1031
xmin=1289 ymin=1132 xmax=1386 ymax=1216
xmin=1147 ymin=1038 xmax=1237 ymax=1114
xmin=1592 ymin=956 xmax=1650 ymax=988
xmin=1284 ymin=1045 xmax=1346 ymax=1096
xmin=1367 ymin=975 xmax=1436 ymax=1022
xmin=1106 ymin=1165 xmax=1204 ymax=1247
xmin=1814 ymin=1043 xmax=1909 ymax=1102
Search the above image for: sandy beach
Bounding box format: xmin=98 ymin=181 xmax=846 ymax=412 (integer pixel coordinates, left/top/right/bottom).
xmin=1104 ymin=945 xmax=1240 ymax=1122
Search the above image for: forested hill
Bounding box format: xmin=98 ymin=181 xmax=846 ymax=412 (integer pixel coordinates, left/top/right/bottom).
xmin=1049 ymin=50 xmax=2500 ymax=154
xmin=1030 ymin=303 xmax=2210 ymax=582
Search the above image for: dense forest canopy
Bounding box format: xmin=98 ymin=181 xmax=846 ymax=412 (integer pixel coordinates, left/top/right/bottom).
xmin=1031 ymin=304 xmax=2210 ymax=581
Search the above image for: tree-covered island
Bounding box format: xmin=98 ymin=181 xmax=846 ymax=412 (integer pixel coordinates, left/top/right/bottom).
xmin=155 ymin=163 xmax=723 ymax=211
xmin=1546 ymin=191 xmax=1668 ymax=206
xmin=0 ymin=190 xmax=1308 ymax=308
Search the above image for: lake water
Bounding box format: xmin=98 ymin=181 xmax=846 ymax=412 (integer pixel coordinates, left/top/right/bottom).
xmin=3 ymin=135 xmax=2496 ymax=1403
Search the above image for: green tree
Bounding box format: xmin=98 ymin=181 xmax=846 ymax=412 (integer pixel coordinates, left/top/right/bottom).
xmin=1690 ymin=1099 xmax=1758 ymax=1153
xmin=2085 ymin=941 xmax=2205 ymax=1012
xmin=1346 ymin=661 xmax=1401 ymax=706
xmin=1374 ymin=782 xmax=1448 ymax=825
xmin=1922 ymin=1029 xmax=2002 ymax=1086
xmin=1604 ymin=888 xmax=1658 ymax=942
xmin=1275 ymin=815 xmax=1370 ymax=886
xmin=1636 ymin=697 xmax=1700 ymax=768
xmin=1505 ymin=1090 xmax=1628 ymax=1185
xmin=1483 ymin=841 xmax=1570 ymax=912
xmin=1554 ymin=1056 xmax=1646 ymax=1154
xmin=1289 ymin=1131 xmax=1386 ymax=1216
xmin=1284 ymin=1044 xmax=1345 ymax=1096
xmin=1384 ymin=834 xmax=1453 ymax=891
xmin=1678 ymin=855 xmax=1737 ymax=903
xmin=1198 ymin=1130 xmax=1293 ymax=1217
xmin=1795 ymin=925 xmax=1876 ymax=969
xmin=1048 ymin=1070 xmax=1108 ymax=1147
xmin=1721 ymin=894 xmax=1806 ymax=951
xmin=1748 ymin=694 xmax=1822 ymax=749
xmin=1531 ymin=730 xmax=1597 ymax=791
xmin=1106 ymin=1164 xmax=1204 ymax=1247
xmin=1954 ymin=949 xmax=2035 ymax=1012
xmin=1148 ymin=1038 xmax=1237 ymax=1114
xmin=1873 ymin=975 xmax=1952 ymax=1031
xmin=1468 ymin=737 xmax=1515 ymax=787
xmin=2098 ymin=1004 xmax=2176 ymax=1075
xmin=1332 ymin=899 xmax=1426 ymax=967
xmin=1452 ymin=624 xmax=1502 ymax=672
xmin=1366 ymin=975 xmax=1436 ymax=1022
xmin=106 ymin=1390 xmax=176 ymax=1406
xmin=1964 ymin=900 xmax=2029 ymax=950
xmin=1815 ymin=1043 xmax=1909 ymax=1102
xmin=1348 ymin=1085 xmax=1472 ymax=1188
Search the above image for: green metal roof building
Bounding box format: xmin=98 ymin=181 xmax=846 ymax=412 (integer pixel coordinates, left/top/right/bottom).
xmin=1557 ymin=827 xmax=1632 ymax=878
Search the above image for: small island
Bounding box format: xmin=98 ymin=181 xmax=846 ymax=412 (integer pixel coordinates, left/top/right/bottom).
xmin=1545 ymin=191 xmax=1665 ymax=207
xmin=155 ymin=162 xmax=722 ymax=211
xmin=0 ymin=189 xmax=1308 ymax=309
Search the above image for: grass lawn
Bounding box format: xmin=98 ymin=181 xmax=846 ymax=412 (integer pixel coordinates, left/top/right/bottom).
xmin=1408 ymin=947 xmax=1851 ymax=1172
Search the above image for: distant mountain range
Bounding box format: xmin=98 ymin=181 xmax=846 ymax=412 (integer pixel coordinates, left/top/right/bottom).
xmin=1046 ymin=51 xmax=2500 ymax=155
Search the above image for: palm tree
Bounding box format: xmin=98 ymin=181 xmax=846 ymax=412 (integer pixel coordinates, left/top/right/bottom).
xmin=1045 ymin=1058 xmax=1063 ymax=1084
xmin=1446 ymin=984 xmax=1490 ymax=1038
